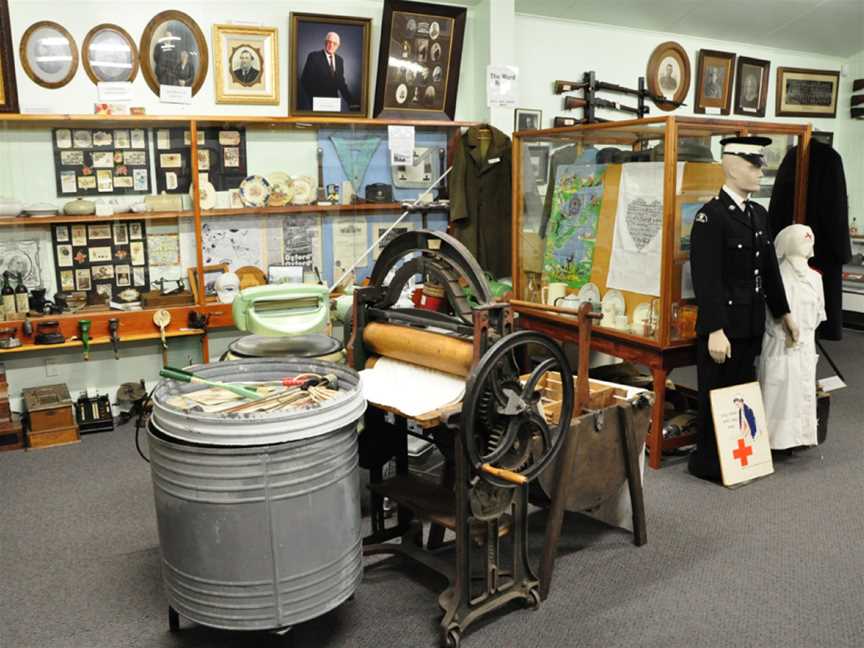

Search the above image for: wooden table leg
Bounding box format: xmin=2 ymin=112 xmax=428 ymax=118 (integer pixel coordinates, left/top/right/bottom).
xmin=647 ymin=366 xmax=667 ymax=469
xmin=617 ymin=403 xmax=647 ymax=546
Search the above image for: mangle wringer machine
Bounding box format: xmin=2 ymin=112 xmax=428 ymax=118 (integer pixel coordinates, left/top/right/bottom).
xmin=348 ymin=231 xmax=652 ymax=647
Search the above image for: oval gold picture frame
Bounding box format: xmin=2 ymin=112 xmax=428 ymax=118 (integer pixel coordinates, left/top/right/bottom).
xmin=20 ymin=20 xmax=79 ymax=89
xmin=139 ymin=10 xmax=208 ymax=96
xmin=646 ymin=41 xmax=690 ymax=112
xmin=82 ymin=23 xmax=139 ymax=85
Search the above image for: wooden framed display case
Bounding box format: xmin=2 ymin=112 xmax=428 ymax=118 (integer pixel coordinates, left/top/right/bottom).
xmin=511 ymin=115 xmax=811 ymax=468
xmin=0 ymin=113 xmax=469 ymax=361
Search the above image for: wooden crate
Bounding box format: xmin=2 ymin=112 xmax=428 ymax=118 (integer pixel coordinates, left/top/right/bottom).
xmin=521 ymin=371 xmax=627 ymax=423
xmin=0 ymin=414 xmax=24 ymax=452
xmin=27 ymin=425 xmax=80 ymax=450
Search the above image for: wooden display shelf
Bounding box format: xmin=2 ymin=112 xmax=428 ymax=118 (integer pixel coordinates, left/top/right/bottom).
xmin=0 ymin=210 xmax=192 ymax=226
xmin=201 ymin=202 xmax=428 ymax=217
xmin=0 ymin=113 xmax=477 ymax=129
xmin=0 ymin=328 xmax=204 ymax=355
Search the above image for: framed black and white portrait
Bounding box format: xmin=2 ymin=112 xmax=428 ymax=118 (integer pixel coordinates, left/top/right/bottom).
xmin=373 ymin=0 xmax=467 ymax=120
xmin=694 ymin=49 xmax=736 ymax=115
xmin=82 ymin=24 xmax=138 ymax=85
xmin=646 ymin=41 xmax=690 ymax=111
xmin=514 ymin=108 xmax=542 ymax=131
xmin=140 ymin=10 xmax=208 ymax=96
xmin=213 ymin=24 xmax=278 ymax=105
xmin=775 ymin=67 xmax=840 ymax=118
xmin=19 ymin=20 xmax=78 ymax=89
xmin=290 ymin=12 xmax=371 ymax=117
xmin=734 ymin=57 xmax=770 ymax=117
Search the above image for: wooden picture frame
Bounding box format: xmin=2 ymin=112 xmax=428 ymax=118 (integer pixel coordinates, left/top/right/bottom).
xmin=140 ymin=10 xmax=208 ymax=96
xmin=694 ymin=49 xmax=736 ymax=115
xmin=372 ymin=0 xmax=467 ymax=120
xmin=733 ymin=56 xmax=770 ymax=118
xmin=289 ymin=13 xmax=371 ymax=116
xmin=775 ymin=67 xmax=840 ymax=118
xmin=82 ymin=24 xmax=138 ymax=85
xmin=213 ymin=24 xmax=279 ymax=105
xmin=0 ymin=0 xmax=18 ymax=112
xmin=20 ymin=20 xmax=78 ymax=89
xmin=646 ymin=41 xmax=690 ymax=112
xmin=188 ymin=263 xmax=228 ymax=304
xmin=514 ymin=108 xmax=541 ymax=131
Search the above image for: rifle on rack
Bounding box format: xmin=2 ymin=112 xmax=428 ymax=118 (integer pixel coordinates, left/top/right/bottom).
xmin=564 ymin=95 xmax=643 ymax=116
xmin=555 ymin=78 xmax=687 ymax=108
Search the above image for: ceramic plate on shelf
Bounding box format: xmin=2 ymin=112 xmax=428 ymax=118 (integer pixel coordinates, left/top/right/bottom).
xmin=290 ymin=176 xmax=315 ymax=205
xmin=266 ymin=172 xmax=295 ymax=207
xmin=23 ymin=202 xmax=59 ymax=216
xmin=191 ymin=180 xmax=216 ymax=210
xmin=601 ymin=289 xmax=625 ymax=315
xmin=576 ymin=282 xmax=601 ymax=307
xmin=239 ymin=175 xmax=272 ymax=208
xmin=631 ymin=301 xmax=652 ymax=333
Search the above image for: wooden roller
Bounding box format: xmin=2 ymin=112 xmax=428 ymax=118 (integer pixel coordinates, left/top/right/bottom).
xmin=362 ymin=322 xmax=474 ymax=377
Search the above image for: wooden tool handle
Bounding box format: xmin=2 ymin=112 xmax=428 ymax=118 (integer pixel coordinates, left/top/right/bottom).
xmin=481 ymin=463 xmax=527 ymax=485
xmin=509 ymin=299 xmax=602 ymax=320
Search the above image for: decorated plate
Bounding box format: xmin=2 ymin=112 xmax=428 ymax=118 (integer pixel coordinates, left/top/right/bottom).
xmin=631 ymin=302 xmax=652 ymax=334
xmin=601 ymin=289 xmax=625 ymax=316
xmin=576 ymin=282 xmax=601 ymax=308
xmin=290 ymin=176 xmax=315 ymax=205
xmin=191 ymin=179 xmax=216 ymax=210
xmin=267 ymin=172 xmax=295 ymax=207
xmin=239 ymin=175 xmax=272 ymax=208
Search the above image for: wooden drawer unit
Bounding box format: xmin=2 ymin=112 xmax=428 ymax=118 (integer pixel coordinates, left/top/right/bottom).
xmin=0 ymin=414 xmax=24 ymax=452
xmin=22 ymin=384 xmax=80 ymax=449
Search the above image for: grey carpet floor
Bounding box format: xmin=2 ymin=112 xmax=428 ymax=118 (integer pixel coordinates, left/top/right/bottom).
xmin=1 ymin=331 xmax=862 ymax=648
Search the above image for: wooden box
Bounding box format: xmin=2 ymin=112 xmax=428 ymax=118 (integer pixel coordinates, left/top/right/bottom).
xmin=0 ymin=414 xmax=24 ymax=452
xmin=521 ymin=371 xmax=627 ymax=423
xmin=22 ymin=384 xmax=80 ymax=449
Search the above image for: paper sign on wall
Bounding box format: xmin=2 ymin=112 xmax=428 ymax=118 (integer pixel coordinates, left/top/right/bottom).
xmin=487 ymin=65 xmax=519 ymax=108
xmin=98 ymin=82 xmax=133 ymax=103
xmin=160 ymin=85 xmax=192 ymax=105
xmin=388 ymin=125 xmax=415 ymax=165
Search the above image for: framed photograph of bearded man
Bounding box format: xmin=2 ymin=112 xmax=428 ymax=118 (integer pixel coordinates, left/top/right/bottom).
xmin=213 ymin=24 xmax=279 ymax=105
xmin=290 ymin=12 xmax=371 ymax=117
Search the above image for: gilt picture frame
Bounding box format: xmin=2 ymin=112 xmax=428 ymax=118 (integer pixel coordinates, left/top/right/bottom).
xmin=213 ymin=24 xmax=279 ymax=105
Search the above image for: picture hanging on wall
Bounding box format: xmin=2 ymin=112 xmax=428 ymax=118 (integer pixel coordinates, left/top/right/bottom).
xmin=289 ymin=12 xmax=371 ymax=117
xmin=19 ymin=20 xmax=78 ymax=89
xmin=139 ymin=10 xmax=208 ymax=96
xmin=81 ymin=24 xmax=139 ymax=85
xmin=775 ymin=67 xmax=840 ymax=118
xmin=694 ymin=49 xmax=736 ymax=115
xmin=514 ymin=108 xmax=541 ymax=131
xmin=0 ymin=0 xmax=18 ymax=112
xmin=733 ymin=56 xmax=770 ymax=118
xmin=213 ymin=24 xmax=279 ymax=105
xmin=51 ymin=127 xmax=151 ymax=195
xmin=372 ymin=0 xmax=466 ymax=120
xmin=645 ymin=41 xmax=690 ymax=112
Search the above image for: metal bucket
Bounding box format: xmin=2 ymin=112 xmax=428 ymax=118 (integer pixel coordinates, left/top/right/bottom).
xmin=219 ymin=333 xmax=345 ymax=364
xmin=148 ymin=358 xmax=366 ymax=630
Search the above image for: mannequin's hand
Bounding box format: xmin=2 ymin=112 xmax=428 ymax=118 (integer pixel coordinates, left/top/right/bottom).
xmin=708 ymin=329 xmax=731 ymax=364
xmin=782 ymin=314 xmax=800 ymax=348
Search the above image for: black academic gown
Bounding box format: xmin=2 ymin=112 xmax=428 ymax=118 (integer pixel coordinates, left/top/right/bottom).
xmin=769 ymin=141 xmax=851 ymax=340
xmin=688 ymin=189 xmax=790 ymax=481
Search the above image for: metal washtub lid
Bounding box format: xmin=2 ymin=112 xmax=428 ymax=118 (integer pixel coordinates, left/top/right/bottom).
xmin=228 ymin=334 xmax=343 ymax=358
xmin=152 ymin=358 xmax=366 ymax=446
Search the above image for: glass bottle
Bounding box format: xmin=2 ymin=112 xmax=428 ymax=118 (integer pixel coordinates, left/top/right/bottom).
xmin=1 ymin=272 xmax=15 ymax=315
xmin=15 ymin=272 xmax=29 ymax=313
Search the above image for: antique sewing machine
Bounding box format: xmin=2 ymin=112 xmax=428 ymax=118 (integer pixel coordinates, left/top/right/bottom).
xmin=350 ymin=231 xmax=578 ymax=647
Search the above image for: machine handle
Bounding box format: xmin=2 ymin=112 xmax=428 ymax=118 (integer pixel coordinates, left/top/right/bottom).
xmin=480 ymin=464 xmax=527 ymax=485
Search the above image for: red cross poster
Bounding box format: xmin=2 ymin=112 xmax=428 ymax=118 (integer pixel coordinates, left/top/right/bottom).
xmin=710 ymin=381 xmax=774 ymax=486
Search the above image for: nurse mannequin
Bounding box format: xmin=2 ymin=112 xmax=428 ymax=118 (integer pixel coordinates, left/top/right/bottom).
xmin=757 ymin=224 xmax=826 ymax=449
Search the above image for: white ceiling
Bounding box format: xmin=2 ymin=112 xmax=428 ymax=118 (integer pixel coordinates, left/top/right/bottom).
xmin=514 ymin=0 xmax=864 ymax=58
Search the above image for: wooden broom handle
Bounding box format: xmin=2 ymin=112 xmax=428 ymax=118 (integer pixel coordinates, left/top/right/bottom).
xmin=481 ymin=463 xmax=528 ymax=485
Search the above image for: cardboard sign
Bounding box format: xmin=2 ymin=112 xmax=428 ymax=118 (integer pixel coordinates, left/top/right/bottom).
xmin=710 ymin=381 xmax=774 ymax=487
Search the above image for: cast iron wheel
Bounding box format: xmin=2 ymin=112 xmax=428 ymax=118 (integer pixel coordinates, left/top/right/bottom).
xmin=168 ymin=606 xmax=179 ymax=632
xmin=527 ymin=587 xmax=541 ymax=610
xmin=462 ymin=331 xmax=574 ymax=488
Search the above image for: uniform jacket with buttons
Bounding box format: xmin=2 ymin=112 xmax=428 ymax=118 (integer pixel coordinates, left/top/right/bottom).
xmin=690 ymin=189 xmax=790 ymax=339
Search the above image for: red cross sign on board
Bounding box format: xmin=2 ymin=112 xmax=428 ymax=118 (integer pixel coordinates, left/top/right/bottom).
xmin=732 ymin=438 xmax=753 ymax=467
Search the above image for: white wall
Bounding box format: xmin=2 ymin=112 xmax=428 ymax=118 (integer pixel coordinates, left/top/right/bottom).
xmin=836 ymin=48 xmax=864 ymax=228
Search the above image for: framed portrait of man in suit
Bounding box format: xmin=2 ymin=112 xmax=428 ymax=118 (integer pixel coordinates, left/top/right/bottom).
xmin=290 ymin=12 xmax=371 ymax=117
xmin=213 ymin=24 xmax=278 ymax=105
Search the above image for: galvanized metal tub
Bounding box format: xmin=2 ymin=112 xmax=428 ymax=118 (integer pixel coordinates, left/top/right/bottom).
xmin=148 ymin=358 xmax=366 ymax=631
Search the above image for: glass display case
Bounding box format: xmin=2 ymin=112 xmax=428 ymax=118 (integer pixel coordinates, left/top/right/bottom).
xmin=0 ymin=114 xmax=466 ymax=359
xmin=512 ymin=115 xmax=812 ymax=468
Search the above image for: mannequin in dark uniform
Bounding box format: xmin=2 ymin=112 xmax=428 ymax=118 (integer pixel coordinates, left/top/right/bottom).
xmin=688 ymin=136 xmax=799 ymax=481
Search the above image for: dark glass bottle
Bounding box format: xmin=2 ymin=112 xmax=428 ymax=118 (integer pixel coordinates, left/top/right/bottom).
xmin=1 ymin=272 xmax=14 ymax=315
xmin=15 ymin=272 xmax=29 ymax=313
